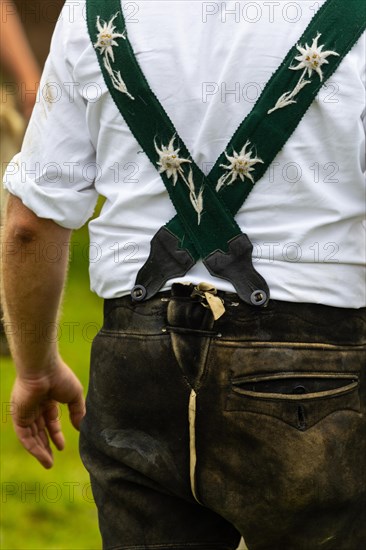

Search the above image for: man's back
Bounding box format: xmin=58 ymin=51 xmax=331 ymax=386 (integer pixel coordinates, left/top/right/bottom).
xmin=5 ymin=0 xmax=366 ymax=306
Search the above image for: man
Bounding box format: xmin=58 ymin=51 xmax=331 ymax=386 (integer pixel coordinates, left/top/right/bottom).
xmin=2 ymin=1 xmax=365 ymax=549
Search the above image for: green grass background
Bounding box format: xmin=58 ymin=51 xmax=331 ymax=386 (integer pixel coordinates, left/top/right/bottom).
xmin=0 ymin=221 xmax=103 ymax=549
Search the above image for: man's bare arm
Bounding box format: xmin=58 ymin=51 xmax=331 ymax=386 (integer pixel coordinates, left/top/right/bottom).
xmin=1 ymin=195 xmax=85 ymax=468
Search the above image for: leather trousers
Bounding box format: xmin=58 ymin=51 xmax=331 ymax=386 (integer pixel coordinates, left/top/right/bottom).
xmin=79 ymin=283 xmax=366 ymax=550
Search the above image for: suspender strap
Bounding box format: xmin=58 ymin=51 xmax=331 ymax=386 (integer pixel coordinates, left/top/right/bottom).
xmin=86 ymin=0 xmax=270 ymax=304
xmin=86 ymin=0 xmax=366 ymax=302
xmin=87 ymin=1 xmax=241 ymax=255
xmin=210 ymin=0 xmax=366 ymax=208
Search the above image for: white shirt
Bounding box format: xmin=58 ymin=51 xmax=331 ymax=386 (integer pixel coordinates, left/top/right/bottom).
xmin=4 ymin=0 xmax=366 ymax=307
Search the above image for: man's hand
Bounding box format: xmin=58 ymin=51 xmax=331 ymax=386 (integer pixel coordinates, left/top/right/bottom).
xmin=1 ymin=196 xmax=76 ymax=468
xmin=11 ymin=357 xmax=85 ymax=469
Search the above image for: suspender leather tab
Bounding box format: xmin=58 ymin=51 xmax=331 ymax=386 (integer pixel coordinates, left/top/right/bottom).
xmin=131 ymin=227 xmax=195 ymax=301
xmin=203 ymin=234 xmax=269 ymax=306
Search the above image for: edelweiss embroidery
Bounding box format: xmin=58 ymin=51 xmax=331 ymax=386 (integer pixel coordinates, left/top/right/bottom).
xmin=268 ymin=33 xmax=339 ymax=114
xmin=216 ymin=141 xmax=263 ymax=192
xmin=94 ymin=14 xmax=126 ymax=61
xmin=155 ymin=135 xmax=191 ymax=184
xmin=94 ymin=13 xmax=134 ymax=100
xmin=155 ymin=136 xmax=204 ymax=224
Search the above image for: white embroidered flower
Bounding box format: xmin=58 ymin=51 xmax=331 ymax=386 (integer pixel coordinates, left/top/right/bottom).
xmin=155 ymin=135 xmax=192 ymax=185
xmin=155 ymin=136 xmax=204 ymax=224
xmin=291 ymin=33 xmax=339 ymax=81
xmin=216 ymin=141 xmax=263 ymax=192
xmin=268 ymin=33 xmax=339 ymax=114
xmin=94 ymin=13 xmax=126 ymax=62
xmin=94 ymin=14 xmax=134 ymax=100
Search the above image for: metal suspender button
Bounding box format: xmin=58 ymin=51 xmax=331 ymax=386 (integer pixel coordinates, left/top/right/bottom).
xmin=131 ymin=285 xmax=147 ymax=301
xmin=250 ymin=290 xmax=268 ymax=307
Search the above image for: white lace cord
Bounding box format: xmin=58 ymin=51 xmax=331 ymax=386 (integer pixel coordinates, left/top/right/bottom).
xmin=188 ymin=389 xmax=201 ymax=503
xmin=193 ymin=282 xmax=226 ymax=320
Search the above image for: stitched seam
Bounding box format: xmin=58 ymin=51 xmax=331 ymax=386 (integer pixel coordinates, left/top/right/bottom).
xmin=214 ymin=341 xmax=366 ymax=350
xmin=230 ymin=381 xmax=358 ymax=401
xmin=99 ymin=330 xmax=166 ymax=338
xmin=224 ymin=405 xmax=362 ymax=430
xmin=220 ymin=311 xmax=366 ymax=331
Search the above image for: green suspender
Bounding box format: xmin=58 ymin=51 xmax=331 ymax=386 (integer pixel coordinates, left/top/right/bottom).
xmin=86 ymin=0 xmax=366 ymax=304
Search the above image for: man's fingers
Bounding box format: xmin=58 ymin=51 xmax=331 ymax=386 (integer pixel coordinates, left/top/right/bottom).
xmin=13 ymin=414 xmax=59 ymax=469
xmin=36 ymin=416 xmax=53 ymax=455
xmin=68 ymin=394 xmax=86 ymax=430
xmin=38 ymin=428 xmax=52 ymax=452
xmin=12 ymin=391 xmax=41 ymax=427
xmin=15 ymin=423 xmax=54 ymax=469
xmin=45 ymin=404 xmax=65 ymax=451
xmin=10 ymin=362 xmax=85 ymax=467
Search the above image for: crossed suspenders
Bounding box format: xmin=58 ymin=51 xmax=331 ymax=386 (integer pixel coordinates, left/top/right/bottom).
xmin=86 ymin=0 xmax=366 ymax=306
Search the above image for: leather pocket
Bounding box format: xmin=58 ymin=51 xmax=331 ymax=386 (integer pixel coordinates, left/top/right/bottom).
xmin=226 ymin=373 xmax=360 ymax=430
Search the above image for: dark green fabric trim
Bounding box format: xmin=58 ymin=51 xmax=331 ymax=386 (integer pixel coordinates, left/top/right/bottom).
xmin=86 ymin=0 xmax=366 ymax=260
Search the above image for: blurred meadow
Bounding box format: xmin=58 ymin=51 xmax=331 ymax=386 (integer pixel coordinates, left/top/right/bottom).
xmin=0 ymin=220 xmax=103 ymax=549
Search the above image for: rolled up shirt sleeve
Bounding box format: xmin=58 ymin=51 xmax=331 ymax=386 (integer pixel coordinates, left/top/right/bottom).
xmin=3 ymin=5 xmax=98 ymax=229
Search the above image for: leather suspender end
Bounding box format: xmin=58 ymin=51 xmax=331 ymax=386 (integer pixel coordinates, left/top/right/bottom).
xmin=203 ymin=234 xmax=270 ymax=307
xmin=131 ymin=227 xmax=195 ymax=301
